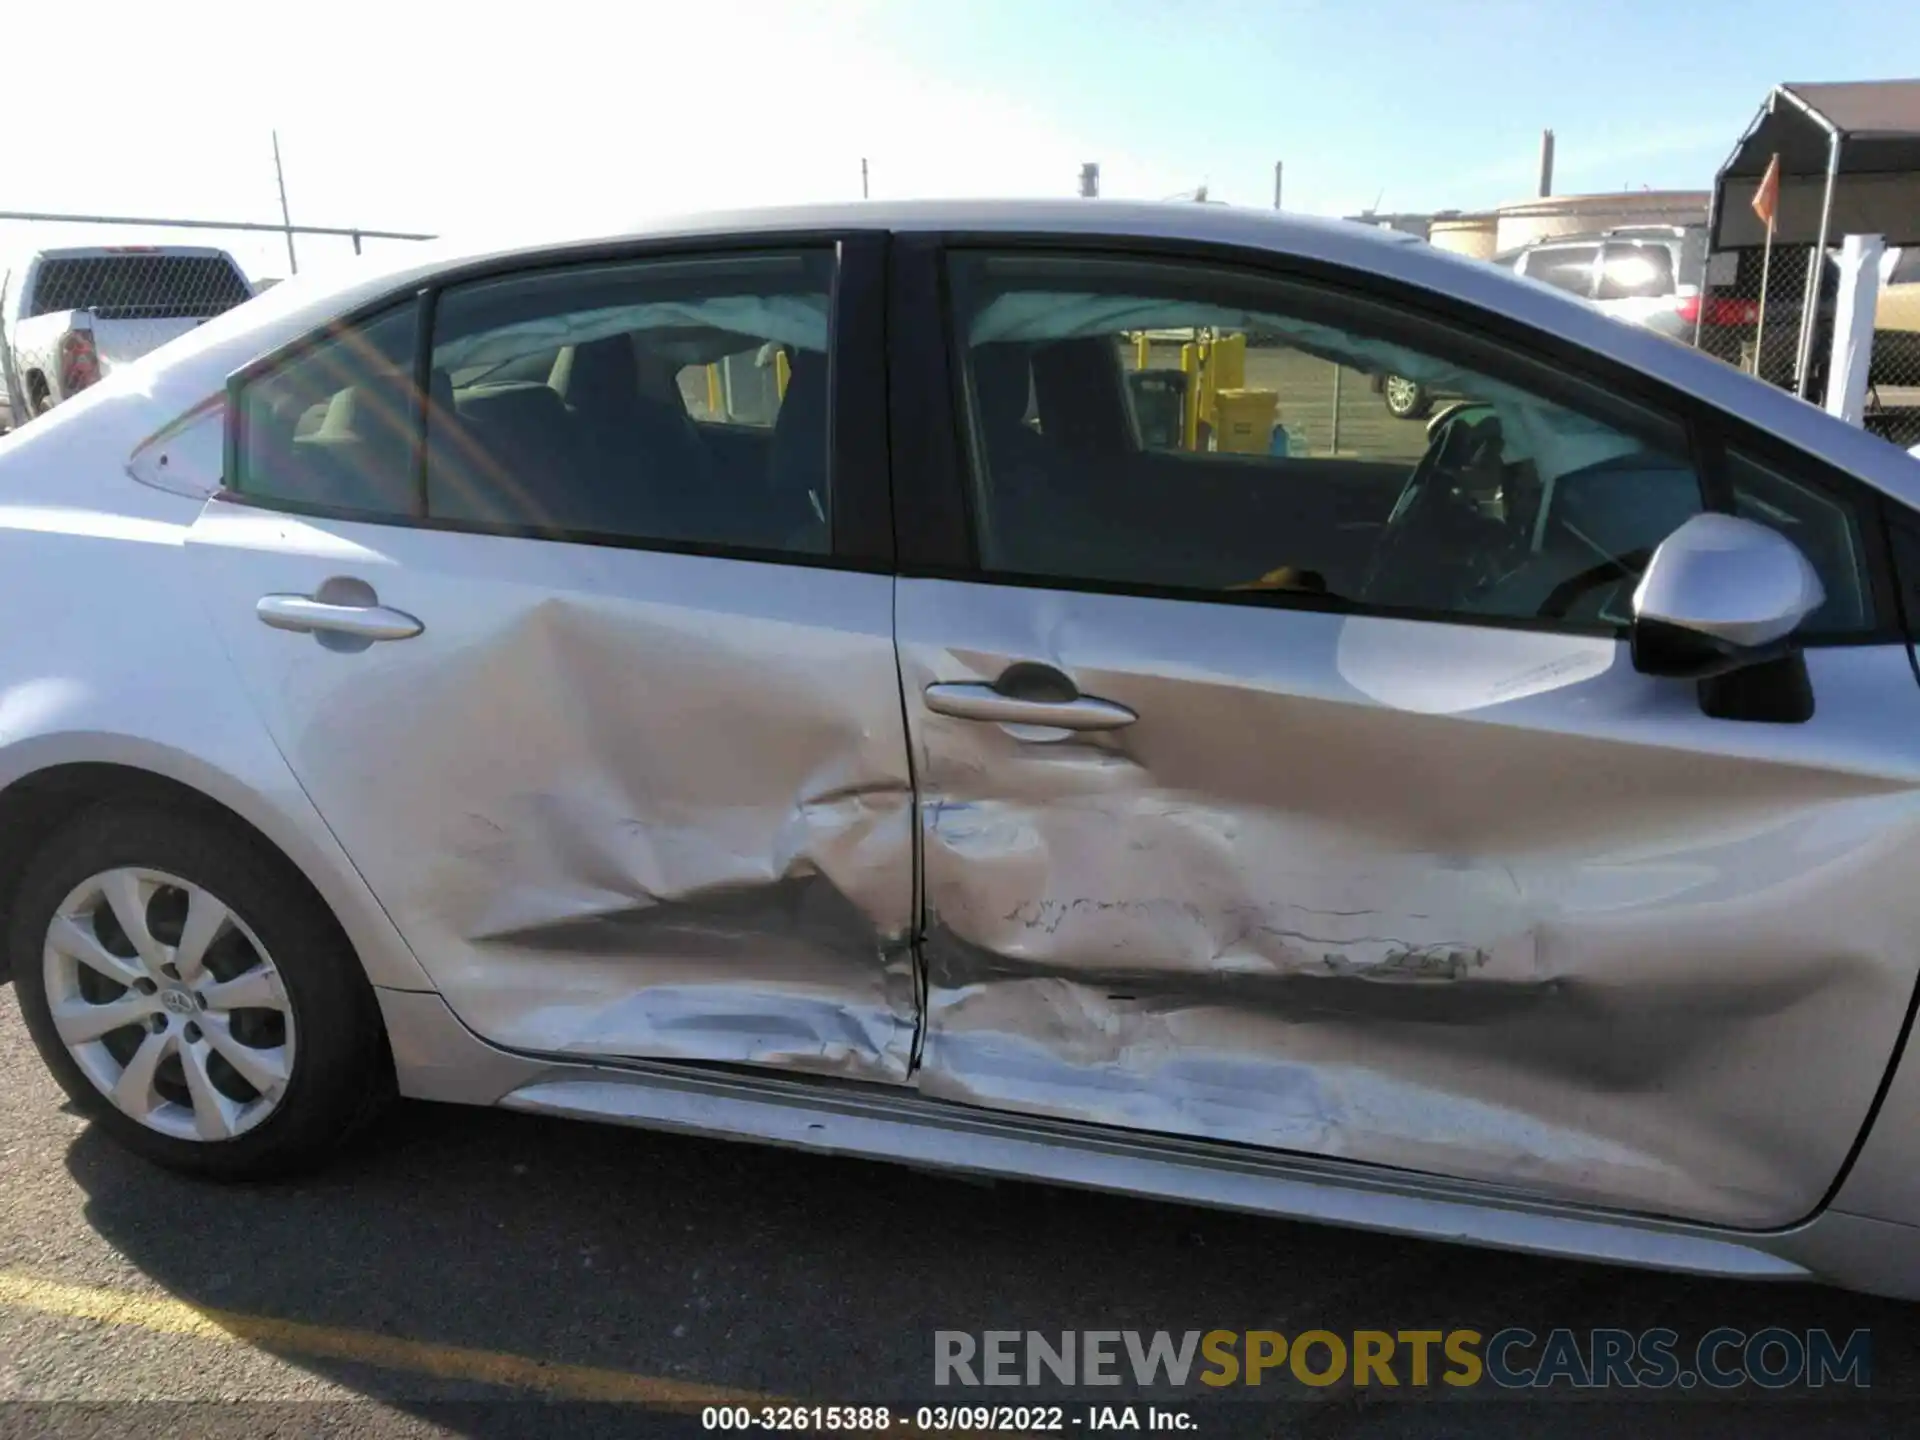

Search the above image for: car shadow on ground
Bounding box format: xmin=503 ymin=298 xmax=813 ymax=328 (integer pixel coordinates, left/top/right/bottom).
xmin=58 ymin=1096 xmax=1920 ymax=1439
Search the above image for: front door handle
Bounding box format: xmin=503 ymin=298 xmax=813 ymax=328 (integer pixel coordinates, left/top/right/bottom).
xmin=256 ymin=594 xmax=423 ymax=642
xmin=923 ymin=682 xmax=1137 ymax=731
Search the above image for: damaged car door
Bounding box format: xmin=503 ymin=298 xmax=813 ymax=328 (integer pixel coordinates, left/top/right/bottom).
xmin=185 ymin=240 xmax=921 ymax=1082
xmin=892 ymin=243 xmax=1920 ymax=1228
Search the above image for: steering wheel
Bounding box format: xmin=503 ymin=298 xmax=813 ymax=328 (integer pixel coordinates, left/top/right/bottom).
xmin=1356 ymin=419 xmax=1515 ymax=609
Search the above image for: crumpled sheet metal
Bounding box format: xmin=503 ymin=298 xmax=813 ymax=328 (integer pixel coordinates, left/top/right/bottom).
xmin=274 ymin=564 xmax=919 ymax=1082
xmin=898 ymin=580 xmax=1920 ymax=1230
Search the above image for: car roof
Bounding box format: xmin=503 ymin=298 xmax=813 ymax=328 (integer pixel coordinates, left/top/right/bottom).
xmin=27 ymin=245 xmax=239 ymax=261
xmin=130 ymin=197 xmax=1920 ymax=510
xmin=537 ymin=197 xmax=1429 ymax=254
xmin=1521 ymin=228 xmax=1692 ymax=249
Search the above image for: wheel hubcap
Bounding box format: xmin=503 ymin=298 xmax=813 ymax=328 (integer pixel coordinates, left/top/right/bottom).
xmin=1385 ymin=377 xmax=1417 ymax=409
xmin=42 ymin=867 xmax=296 ymax=1142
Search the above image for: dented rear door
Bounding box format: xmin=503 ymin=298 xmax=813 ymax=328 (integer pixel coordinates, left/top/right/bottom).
xmin=187 ymin=236 xmax=920 ymax=1082
xmin=890 ymin=240 xmax=1920 ymax=1228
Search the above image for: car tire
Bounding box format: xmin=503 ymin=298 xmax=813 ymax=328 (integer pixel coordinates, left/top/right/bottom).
xmin=10 ymin=803 xmax=392 ymax=1180
xmin=1382 ymin=375 xmax=1430 ymax=420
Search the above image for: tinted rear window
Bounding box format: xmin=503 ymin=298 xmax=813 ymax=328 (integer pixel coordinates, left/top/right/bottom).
xmin=1598 ymin=243 xmax=1676 ymax=299
xmin=28 ymin=255 xmax=252 ymax=320
xmin=1526 ymin=245 xmax=1599 ymax=296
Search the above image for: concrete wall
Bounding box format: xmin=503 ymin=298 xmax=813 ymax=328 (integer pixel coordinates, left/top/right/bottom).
xmin=1428 ymin=213 xmax=1501 ymax=260
xmin=1493 ymin=191 xmax=1709 ymax=252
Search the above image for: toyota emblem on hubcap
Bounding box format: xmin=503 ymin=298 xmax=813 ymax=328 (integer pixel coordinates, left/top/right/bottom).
xmin=160 ymin=989 xmax=198 ymax=1018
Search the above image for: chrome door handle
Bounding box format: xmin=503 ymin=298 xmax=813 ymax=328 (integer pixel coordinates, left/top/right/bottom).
xmin=255 ymin=594 xmax=423 ymax=642
xmin=923 ymin=682 xmax=1136 ymax=731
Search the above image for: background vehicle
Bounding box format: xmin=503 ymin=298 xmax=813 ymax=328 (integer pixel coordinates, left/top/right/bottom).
xmin=0 ymin=245 xmax=253 ymax=430
xmin=1371 ymin=251 xmax=1528 ymax=419
xmin=1500 ymin=224 xmax=1824 ymax=386
xmin=1488 ymin=225 xmax=1912 ymax=397
xmin=9 ymin=201 xmax=1920 ymax=1303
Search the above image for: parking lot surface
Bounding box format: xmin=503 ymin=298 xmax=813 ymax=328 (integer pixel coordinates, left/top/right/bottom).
xmin=3 ymin=975 xmax=1919 ymax=1438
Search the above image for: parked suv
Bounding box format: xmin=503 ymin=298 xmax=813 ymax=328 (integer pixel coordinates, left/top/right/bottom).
xmin=1507 ymin=226 xmax=1848 ymax=391
xmin=1372 ymin=231 xmax=1737 ymax=418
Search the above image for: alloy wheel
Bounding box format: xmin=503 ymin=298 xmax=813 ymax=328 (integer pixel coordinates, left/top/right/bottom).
xmin=41 ymin=867 xmax=296 ymax=1142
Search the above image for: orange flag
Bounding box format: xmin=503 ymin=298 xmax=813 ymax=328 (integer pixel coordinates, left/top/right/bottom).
xmin=1753 ymin=153 xmax=1781 ymax=228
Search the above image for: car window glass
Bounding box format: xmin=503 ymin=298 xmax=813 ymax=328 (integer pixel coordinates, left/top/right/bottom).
xmin=231 ymin=301 xmax=421 ymax=517
xmin=1526 ymin=245 xmax=1600 ymax=297
xmin=426 ymin=251 xmax=833 ymax=553
xmin=1598 ymin=243 xmax=1676 ymax=300
xmin=947 ymin=252 xmax=1707 ymax=630
xmin=1728 ymin=451 xmax=1872 ymax=633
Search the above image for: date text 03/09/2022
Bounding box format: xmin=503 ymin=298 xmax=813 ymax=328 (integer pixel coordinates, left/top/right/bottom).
xmin=701 ymin=1406 xmax=1192 ymax=1431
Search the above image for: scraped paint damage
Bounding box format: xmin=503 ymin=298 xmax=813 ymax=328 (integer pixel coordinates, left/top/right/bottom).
xmin=255 ymin=562 xmax=922 ymax=1083
xmin=896 ymin=588 xmax=1920 ymax=1230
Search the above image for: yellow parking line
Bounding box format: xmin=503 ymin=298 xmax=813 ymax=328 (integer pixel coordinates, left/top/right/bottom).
xmin=0 ymin=1270 xmax=775 ymax=1405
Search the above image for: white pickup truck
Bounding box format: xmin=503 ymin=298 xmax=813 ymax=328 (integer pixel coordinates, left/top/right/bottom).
xmin=0 ymin=245 xmax=254 ymax=432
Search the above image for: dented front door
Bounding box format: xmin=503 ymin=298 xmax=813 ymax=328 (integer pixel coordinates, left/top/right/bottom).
xmin=891 ymin=241 xmax=1920 ymax=1229
xmin=897 ymin=584 xmax=1920 ymax=1228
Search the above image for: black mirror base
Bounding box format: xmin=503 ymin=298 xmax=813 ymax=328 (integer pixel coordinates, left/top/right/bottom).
xmin=1697 ymin=652 xmax=1816 ymax=725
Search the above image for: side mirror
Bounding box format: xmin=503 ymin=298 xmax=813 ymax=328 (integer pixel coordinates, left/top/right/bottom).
xmin=1630 ymin=513 xmax=1824 ymax=680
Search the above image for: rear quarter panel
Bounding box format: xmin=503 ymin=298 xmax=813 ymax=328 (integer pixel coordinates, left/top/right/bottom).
xmin=0 ymin=402 xmax=434 ymax=994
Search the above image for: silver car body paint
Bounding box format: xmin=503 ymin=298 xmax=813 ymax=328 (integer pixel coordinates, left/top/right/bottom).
xmin=1632 ymin=512 xmax=1826 ymax=649
xmin=898 ymin=578 xmax=1920 ymax=1229
xmin=6 ymin=199 xmax=1920 ymax=1292
xmin=373 ymin=987 xmax=1920 ymax=1302
xmin=0 ymin=420 xmax=434 ymax=997
xmin=187 ymin=505 xmax=918 ymax=1080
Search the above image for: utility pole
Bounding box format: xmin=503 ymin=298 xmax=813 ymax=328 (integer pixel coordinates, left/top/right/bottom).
xmin=1273 ymin=160 xmax=1283 ymax=210
xmin=1537 ymin=129 xmax=1555 ymax=198
xmin=861 ymin=158 xmax=870 ymax=199
xmin=272 ymin=130 xmax=298 ymax=276
xmin=1079 ymin=162 xmax=1100 ymax=198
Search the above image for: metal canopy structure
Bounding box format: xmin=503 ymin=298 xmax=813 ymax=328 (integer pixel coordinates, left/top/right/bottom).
xmin=1710 ymin=80 xmax=1920 ymax=252
xmin=1707 ymin=80 xmax=1920 ymax=398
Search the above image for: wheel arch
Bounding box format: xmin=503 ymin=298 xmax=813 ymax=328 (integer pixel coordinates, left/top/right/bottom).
xmin=0 ymin=735 xmax=434 ymax=994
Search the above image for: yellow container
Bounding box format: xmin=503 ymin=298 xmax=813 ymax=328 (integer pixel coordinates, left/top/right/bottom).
xmin=1179 ymin=340 xmax=1205 ymax=449
xmin=1213 ymin=388 xmax=1280 ymax=453
xmin=1211 ymin=332 xmax=1247 ymax=392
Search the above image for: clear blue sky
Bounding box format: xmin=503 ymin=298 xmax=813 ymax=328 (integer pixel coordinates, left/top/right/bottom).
xmin=6 ymin=0 xmax=1919 ymax=280
xmin=849 ymin=0 xmax=1920 ymax=214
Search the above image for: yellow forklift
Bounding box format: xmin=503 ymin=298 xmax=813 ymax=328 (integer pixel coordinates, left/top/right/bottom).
xmin=1124 ymin=328 xmax=1283 ymax=453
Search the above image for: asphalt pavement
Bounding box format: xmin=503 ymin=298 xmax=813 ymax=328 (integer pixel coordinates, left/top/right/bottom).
xmin=3 ymin=974 xmax=1918 ymax=1439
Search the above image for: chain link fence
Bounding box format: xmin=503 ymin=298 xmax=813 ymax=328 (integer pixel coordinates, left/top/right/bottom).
xmin=1691 ymin=239 xmax=1920 ymax=448
xmin=4 ymin=250 xmax=254 ymax=421
xmin=1868 ymin=246 xmax=1920 ymax=449
xmin=1691 ymin=243 xmax=1824 ymax=393
xmin=1 ymin=216 xmax=432 ymax=432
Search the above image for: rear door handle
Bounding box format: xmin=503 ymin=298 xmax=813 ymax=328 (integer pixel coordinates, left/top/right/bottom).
xmin=256 ymin=594 xmax=423 ymax=642
xmin=923 ymin=682 xmax=1137 ymax=731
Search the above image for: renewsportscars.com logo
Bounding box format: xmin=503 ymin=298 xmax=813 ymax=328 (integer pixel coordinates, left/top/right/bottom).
xmin=932 ymin=1328 xmax=1872 ymax=1391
